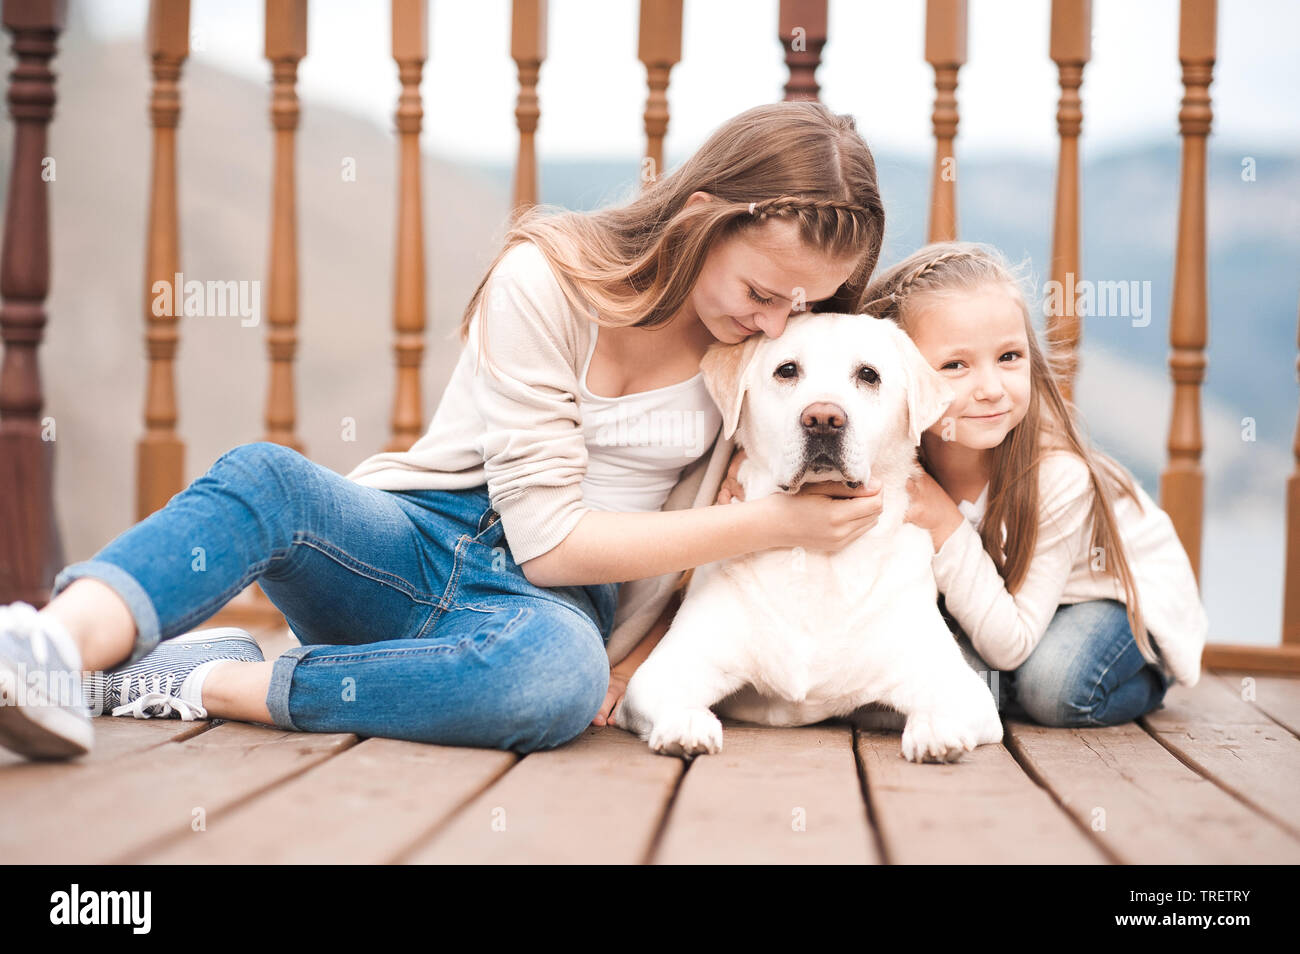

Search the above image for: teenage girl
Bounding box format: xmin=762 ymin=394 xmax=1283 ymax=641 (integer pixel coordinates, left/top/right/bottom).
xmin=717 ymin=241 xmax=1208 ymax=728
xmin=0 ymin=101 xmax=889 ymax=760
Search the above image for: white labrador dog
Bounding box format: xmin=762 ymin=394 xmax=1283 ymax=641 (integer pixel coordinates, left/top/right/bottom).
xmin=611 ymin=312 xmax=1005 ymax=762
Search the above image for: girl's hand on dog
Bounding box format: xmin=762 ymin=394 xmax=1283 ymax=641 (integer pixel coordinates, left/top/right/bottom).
xmin=767 ymin=492 xmax=886 ymax=558
xmin=717 ymin=447 xmax=880 ymax=501
xmin=904 ymin=470 xmax=966 ymax=552
xmin=718 ymin=446 xmax=883 ymax=551
xmin=716 ymin=446 xmax=748 ymax=504
xmin=763 ymin=480 xmax=884 ymax=551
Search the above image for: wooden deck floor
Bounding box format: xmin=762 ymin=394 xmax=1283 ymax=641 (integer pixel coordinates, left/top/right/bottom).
xmin=4 ymin=624 xmax=1299 ymax=864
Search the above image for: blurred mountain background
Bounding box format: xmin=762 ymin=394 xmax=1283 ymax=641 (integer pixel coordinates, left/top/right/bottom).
xmin=0 ymin=3 xmax=1296 ymax=646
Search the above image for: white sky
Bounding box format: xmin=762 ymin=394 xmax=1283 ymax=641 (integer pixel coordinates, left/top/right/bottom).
xmin=84 ymin=0 xmax=1298 ymax=162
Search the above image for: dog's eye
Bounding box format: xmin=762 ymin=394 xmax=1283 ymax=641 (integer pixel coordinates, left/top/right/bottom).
xmin=774 ymin=362 xmax=799 ymax=380
xmin=857 ymin=365 xmax=880 ymax=385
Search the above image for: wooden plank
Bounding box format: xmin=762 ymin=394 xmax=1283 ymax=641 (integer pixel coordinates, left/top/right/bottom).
xmin=1203 ymin=644 xmax=1300 ymax=673
xmin=404 ymin=725 xmax=682 ymax=863
xmin=139 ymin=737 xmax=517 ymax=864
xmin=0 ymin=721 xmax=355 ymax=863
xmin=1143 ymin=679 xmax=1300 ymax=837
xmin=0 ymin=624 xmax=290 ymax=771
xmin=1005 ymin=719 xmax=1300 ymax=863
xmin=857 ymin=724 xmax=1108 ymax=864
xmin=1209 ymin=671 xmax=1300 ymax=738
xmin=0 ymin=716 xmax=212 ymax=784
xmin=653 ymin=723 xmax=877 ymax=864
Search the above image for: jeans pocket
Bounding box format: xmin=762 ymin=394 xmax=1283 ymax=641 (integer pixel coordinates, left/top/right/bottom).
xmin=472 ymin=505 xmax=507 ymax=548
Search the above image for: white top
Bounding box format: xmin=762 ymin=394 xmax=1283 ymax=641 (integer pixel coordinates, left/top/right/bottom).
xmin=577 ymin=324 xmax=723 ymax=513
xmin=933 ymin=451 xmax=1208 ymax=687
xmin=956 ymin=484 xmax=990 ymax=527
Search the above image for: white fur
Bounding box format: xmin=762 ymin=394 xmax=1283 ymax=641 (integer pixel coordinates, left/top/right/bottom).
xmin=611 ymin=313 xmax=1005 ymax=763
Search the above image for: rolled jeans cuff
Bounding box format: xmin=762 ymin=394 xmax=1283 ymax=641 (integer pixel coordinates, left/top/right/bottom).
xmin=50 ymin=560 xmax=163 ymax=667
xmin=266 ymin=645 xmax=311 ymax=731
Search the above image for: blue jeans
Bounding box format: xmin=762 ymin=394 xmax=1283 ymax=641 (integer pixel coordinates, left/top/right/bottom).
xmin=954 ymin=599 xmax=1172 ymax=727
xmin=50 ymin=442 xmax=618 ymax=753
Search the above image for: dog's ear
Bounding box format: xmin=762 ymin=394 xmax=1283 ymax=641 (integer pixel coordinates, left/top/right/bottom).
xmin=699 ymin=336 xmax=762 ymax=440
xmin=887 ymin=322 xmax=955 ymax=445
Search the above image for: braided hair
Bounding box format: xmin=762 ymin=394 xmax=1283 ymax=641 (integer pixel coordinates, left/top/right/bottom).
xmin=747 ymin=195 xmax=878 ymax=220
xmin=862 ymin=240 xmax=1160 ymax=672
xmin=862 ymin=246 xmax=983 ymax=322
xmin=740 ymin=195 xmax=885 ymax=310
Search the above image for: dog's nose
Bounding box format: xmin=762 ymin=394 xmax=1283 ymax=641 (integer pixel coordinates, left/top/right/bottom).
xmin=800 ymin=402 xmax=847 ymax=435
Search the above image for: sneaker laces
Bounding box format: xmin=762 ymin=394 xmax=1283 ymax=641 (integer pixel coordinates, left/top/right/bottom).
xmin=112 ymin=672 xmax=208 ymax=721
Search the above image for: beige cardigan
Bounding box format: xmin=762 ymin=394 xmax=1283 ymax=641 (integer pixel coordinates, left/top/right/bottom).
xmin=345 ymin=240 xmax=735 ymax=666
xmin=933 ymin=450 xmax=1208 ymax=687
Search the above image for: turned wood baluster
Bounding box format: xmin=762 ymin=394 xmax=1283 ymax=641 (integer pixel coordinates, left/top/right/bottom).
xmin=925 ymin=0 xmax=965 ymax=242
xmin=208 ymin=0 xmax=306 ymax=629
xmin=1286 ymin=296 xmax=1300 ymax=645
xmin=137 ymin=0 xmax=188 ymax=521
xmin=1046 ymin=0 xmax=1091 ymax=405
xmin=778 ymin=0 xmax=826 ymax=103
xmin=1161 ymin=0 xmax=1214 ymax=583
xmin=263 ymin=0 xmax=306 ymax=453
xmin=637 ymin=0 xmax=681 ymax=188
xmin=511 ymin=0 xmax=546 ymax=218
xmin=0 ymin=0 xmax=67 ymax=606
xmin=387 ymin=0 xmax=428 ymax=452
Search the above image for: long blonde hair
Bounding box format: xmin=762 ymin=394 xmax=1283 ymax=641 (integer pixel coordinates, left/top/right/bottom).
xmin=458 ymin=101 xmax=887 ymax=369
xmin=865 ymin=241 xmax=1158 ymax=666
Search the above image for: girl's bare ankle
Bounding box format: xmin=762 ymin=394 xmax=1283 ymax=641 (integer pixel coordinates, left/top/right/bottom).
xmin=40 ymin=579 xmax=136 ymax=671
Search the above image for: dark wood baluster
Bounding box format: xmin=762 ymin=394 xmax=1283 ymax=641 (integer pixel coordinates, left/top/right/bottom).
xmin=387 ymin=0 xmax=428 ymax=452
xmin=638 ymin=0 xmax=681 ymax=187
xmin=137 ymin=0 xmax=189 ymax=521
xmin=0 ymin=0 xmax=68 ymax=606
xmin=1161 ymin=0 xmax=1214 ymax=583
xmin=1046 ymin=0 xmax=1091 ymax=405
xmin=925 ymin=0 xmax=966 ymax=242
xmin=779 ymin=0 xmax=826 ymax=102
xmin=511 ymin=0 xmax=546 ymax=218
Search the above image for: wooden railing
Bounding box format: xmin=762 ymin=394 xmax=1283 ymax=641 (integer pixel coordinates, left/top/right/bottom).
xmin=0 ymin=0 xmax=1296 ymax=672
xmin=1046 ymin=0 xmax=1087 ymax=402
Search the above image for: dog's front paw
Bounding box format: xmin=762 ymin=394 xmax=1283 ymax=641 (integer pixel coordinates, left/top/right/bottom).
xmin=900 ymin=712 xmax=976 ymax=763
xmin=648 ymin=708 xmax=723 ymax=758
xmin=609 ymin=695 xmax=649 ymax=738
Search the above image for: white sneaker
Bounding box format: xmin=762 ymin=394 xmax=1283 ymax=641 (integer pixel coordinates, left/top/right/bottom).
xmin=0 ymin=602 xmax=94 ymax=759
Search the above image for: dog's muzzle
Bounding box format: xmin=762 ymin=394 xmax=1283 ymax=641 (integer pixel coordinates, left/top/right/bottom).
xmin=777 ymin=402 xmax=864 ymax=491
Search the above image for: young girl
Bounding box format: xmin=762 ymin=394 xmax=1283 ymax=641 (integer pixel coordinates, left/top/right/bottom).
xmin=0 ymin=101 xmax=889 ymax=761
xmin=717 ymin=241 xmax=1208 ymax=728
